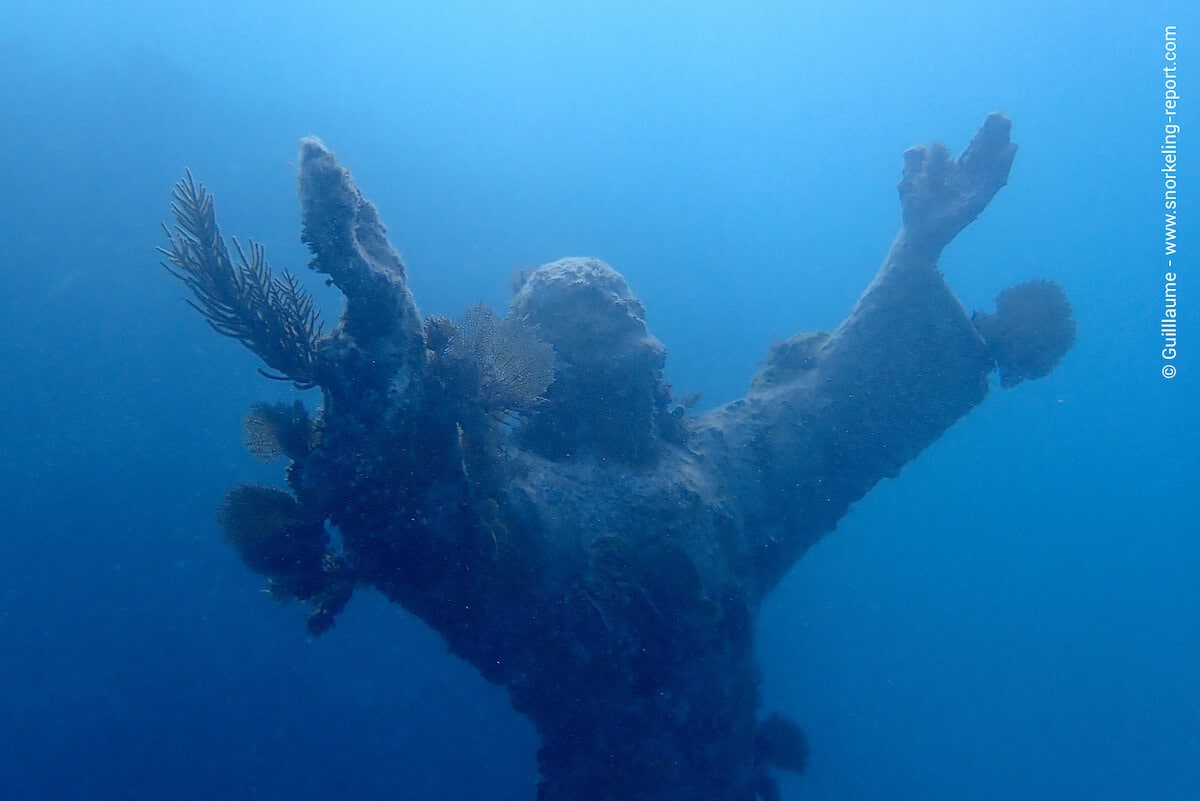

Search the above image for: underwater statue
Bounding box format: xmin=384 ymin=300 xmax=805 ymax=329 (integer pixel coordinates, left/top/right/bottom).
xmin=160 ymin=113 xmax=1074 ymax=801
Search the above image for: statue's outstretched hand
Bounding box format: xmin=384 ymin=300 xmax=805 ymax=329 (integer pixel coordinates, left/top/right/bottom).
xmin=899 ymin=112 xmax=1018 ymax=251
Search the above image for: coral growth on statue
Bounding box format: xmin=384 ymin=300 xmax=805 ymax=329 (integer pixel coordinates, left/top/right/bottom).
xmin=974 ymin=279 xmax=1076 ymax=387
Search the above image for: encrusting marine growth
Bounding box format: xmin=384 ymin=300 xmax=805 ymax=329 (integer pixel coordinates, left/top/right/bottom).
xmin=158 ymin=114 xmax=1074 ymax=801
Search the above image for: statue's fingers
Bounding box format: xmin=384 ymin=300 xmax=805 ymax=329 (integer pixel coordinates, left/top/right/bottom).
xmin=954 ymin=112 xmax=1017 ymax=194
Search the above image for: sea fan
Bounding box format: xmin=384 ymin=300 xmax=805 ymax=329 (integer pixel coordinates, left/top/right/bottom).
xmin=446 ymin=302 xmax=555 ymax=416
xmin=217 ymin=484 xmax=327 ymax=579
xmin=241 ymin=400 xmax=314 ymax=463
xmin=974 ymin=280 xmax=1076 ymax=387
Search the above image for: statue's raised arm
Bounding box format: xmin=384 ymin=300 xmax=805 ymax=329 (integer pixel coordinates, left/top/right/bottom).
xmin=159 ymin=114 xmax=1074 ymax=801
xmin=701 ymin=112 xmax=1073 ymax=598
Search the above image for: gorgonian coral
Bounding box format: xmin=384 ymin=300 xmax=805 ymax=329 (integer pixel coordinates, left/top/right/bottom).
xmin=241 ymin=401 xmax=314 ymax=463
xmin=973 ymin=279 xmax=1076 ymax=387
xmin=159 ymin=173 xmax=325 ymax=389
xmin=216 ymin=484 xmax=326 ymax=580
xmin=443 ymin=302 xmax=555 ymax=416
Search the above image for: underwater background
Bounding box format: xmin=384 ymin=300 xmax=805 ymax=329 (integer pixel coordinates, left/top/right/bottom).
xmin=2 ymin=2 xmax=1197 ymax=799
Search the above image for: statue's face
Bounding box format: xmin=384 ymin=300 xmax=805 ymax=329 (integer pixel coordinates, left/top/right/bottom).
xmin=513 ymin=257 xmax=666 ymax=379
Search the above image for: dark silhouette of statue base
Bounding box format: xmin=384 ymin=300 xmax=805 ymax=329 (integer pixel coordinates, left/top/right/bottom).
xmin=160 ymin=113 xmax=1074 ymax=801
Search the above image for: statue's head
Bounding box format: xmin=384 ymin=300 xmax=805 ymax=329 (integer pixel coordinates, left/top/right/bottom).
xmin=510 ymin=257 xmax=670 ymax=464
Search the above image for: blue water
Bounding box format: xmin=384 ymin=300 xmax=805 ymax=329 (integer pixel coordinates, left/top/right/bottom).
xmin=2 ymin=2 xmax=1196 ymax=799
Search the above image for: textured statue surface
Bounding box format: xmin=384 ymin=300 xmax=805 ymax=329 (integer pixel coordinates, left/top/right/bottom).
xmin=159 ymin=114 xmax=1074 ymax=801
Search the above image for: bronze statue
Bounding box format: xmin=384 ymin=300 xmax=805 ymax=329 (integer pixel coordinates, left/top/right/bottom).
xmin=159 ymin=113 xmax=1074 ymax=801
